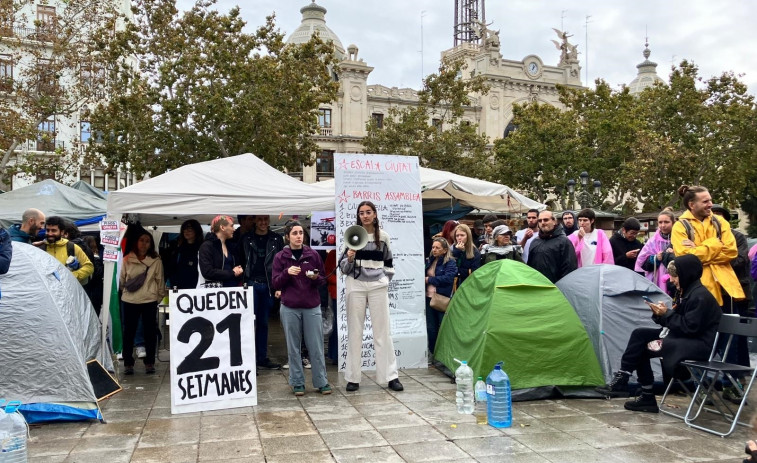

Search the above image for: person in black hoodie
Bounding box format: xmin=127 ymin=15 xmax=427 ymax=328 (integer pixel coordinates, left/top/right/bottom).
xmin=561 ymin=210 xmax=578 ymax=236
xmin=526 ymin=210 xmax=577 ymax=283
xmin=596 ymin=254 xmax=722 ymax=413
xmin=610 ymin=217 xmax=644 ymax=272
xmin=198 ymin=215 xmax=243 ymax=288
xmin=167 ymin=219 xmax=204 ymax=289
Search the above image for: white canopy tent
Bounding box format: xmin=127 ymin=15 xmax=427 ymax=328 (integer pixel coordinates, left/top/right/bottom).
xmin=314 ymin=166 xmax=545 ymax=213
xmin=106 ymin=154 xmax=336 ymax=225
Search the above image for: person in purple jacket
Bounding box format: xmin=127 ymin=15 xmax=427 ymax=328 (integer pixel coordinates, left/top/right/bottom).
xmin=272 ymin=221 xmax=331 ymax=396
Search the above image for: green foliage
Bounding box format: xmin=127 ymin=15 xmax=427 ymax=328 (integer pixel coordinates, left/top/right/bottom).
xmin=492 ymin=62 xmax=757 ymax=214
xmin=88 ymin=0 xmax=339 ymax=177
xmin=362 ymin=59 xmax=490 ymax=177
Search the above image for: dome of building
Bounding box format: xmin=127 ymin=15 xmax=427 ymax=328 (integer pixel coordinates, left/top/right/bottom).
xmin=286 ymin=1 xmax=346 ymax=61
xmin=628 ymin=41 xmax=665 ymax=95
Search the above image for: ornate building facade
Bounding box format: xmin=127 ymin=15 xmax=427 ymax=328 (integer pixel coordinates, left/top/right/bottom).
xmin=287 ymin=0 xmax=585 ymax=183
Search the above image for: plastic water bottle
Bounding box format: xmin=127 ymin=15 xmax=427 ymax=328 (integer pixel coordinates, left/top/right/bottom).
xmin=454 ymin=359 xmax=474 ymax=414
xmin=0 ymin=400 xmax=29 ymax=463
xmin=474 ymin=377 xmax=487 ymax=425
xmin=486 ymin=361 xmax=512 ymax=428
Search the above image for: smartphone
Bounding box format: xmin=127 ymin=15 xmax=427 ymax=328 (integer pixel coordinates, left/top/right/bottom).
xmin=641 ymin=295 xmax=654 ymax=303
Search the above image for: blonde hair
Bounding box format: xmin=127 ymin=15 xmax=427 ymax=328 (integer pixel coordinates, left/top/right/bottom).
xmin=211 ymin=215 xmax=233 ymax=233
xmin=431 ymin=237 xmax=452 ymax=264
xmin=454 ymin=224 xmax=475 ymax=259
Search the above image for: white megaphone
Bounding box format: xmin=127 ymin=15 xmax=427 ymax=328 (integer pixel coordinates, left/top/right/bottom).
xmin=344 ymin=225 xmax=369 ymax=250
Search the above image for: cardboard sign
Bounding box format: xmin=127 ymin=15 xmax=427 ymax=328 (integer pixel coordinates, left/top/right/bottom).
xmin=169 ymin=287 xmax=256 ymax=414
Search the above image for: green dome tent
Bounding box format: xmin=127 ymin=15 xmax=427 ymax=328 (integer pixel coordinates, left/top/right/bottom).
xmin=434 ymin=260 xmax=604 ymax=400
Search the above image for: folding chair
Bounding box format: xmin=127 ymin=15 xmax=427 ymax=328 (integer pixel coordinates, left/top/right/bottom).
xmin=680 ymin=315 xmax=757 ymax=437
xmin=659 ymin=369 xmax=696 ymax=421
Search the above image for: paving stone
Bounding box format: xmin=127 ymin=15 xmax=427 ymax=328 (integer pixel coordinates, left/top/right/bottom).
xmin=260 ymin=434 xmax=327 ymax=455
xmin=198 ymin=439 xmax=263 ymax=461
xmin=313 ymin=417 xmax=374 ymax=434
xmin=365 ymin=411 xmax=426 ymax=429
xmin=265 ymin=451 xmax=335 ymax=463
xmin=565 ymin=426 xmax=648 ymax=449
xmin=513 ymin=431 xmax=594 ymax=453
xmin=28 ymin=438 xmax=78 ymax=458
xmin=130 ymin=444 xmax=199 ymax=463
xmin=63 ymin=449 xmax=133 ymax=463
xmin=435 ymin=422 xmax=501 ymax=439
xmin=351 ymin=402 xmax=412 ymax=417
xmin=69 ymin=434 xmax=139 ymax=453
xmin=255 ymin=411 xmax=316 ymax=438
xmin=453 ymin=435 xmax=531 ymax=457
xmin=541 ymin=414 xmax=609 ymax=432
xmin=393 ymin=440 xmax=470 ymax=461
xmin=378 ymin=425 xmax=447 ymax=445
xmin=516 ymin=402 xmax=585 ymax=419
xmin=199 ymin=414 xmax=258 ymax=442
xmin=600 ymin=442 xmax=693 ymax=463
xmin=138 ymin=417 xmax=201 ymax=448
xmin=320 ymin=429 xmax=389 ymax=450
xmin=474 ymin=453 xmax=550 ymax=463
xmin=331 ymin=445 xmax=405 ymax=463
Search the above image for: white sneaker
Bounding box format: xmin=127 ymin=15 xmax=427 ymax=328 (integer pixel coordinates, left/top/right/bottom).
xmin=136 ymin=346 xmax=146 ymax=358
xmin=116 ymin=352 xmax=123 ymax=361
xmin=302 ymin=358 xmax=311 ymax=369
xmin=282 ymin=363 xmax=290 ymax=369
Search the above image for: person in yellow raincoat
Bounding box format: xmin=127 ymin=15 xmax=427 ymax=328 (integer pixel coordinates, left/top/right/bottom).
xmin=671 ymin=185 xmax=745 ymax=307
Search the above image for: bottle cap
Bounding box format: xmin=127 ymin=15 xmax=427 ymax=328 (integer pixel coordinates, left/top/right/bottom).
xmin=477 ymin=376 xmax=483 ymax=381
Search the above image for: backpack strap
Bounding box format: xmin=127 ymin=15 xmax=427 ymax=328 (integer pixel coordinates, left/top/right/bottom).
xmin=67 ymin=241 xmax=76 ymax=258
xmin=680 ymin=219 xmax=695 ymax=242
xmin=712 ymin=215 xmax=722 ymax=240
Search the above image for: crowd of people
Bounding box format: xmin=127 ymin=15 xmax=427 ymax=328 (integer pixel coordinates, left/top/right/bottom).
xmin=2 ymin=183 xmax=754 ymax=407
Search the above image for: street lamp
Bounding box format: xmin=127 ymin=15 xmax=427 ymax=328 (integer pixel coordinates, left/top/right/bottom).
xmin=566 ymin=173 xmax=601 ymax=210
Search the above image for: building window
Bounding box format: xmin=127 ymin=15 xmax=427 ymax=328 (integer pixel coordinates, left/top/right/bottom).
xmin=318 ymin=108 xmax=332 ymax=128
xmin=37 ymin=119 xmax=56 ymax=151
xmin=36 ymin=5 xmax=56 ymax=39
xmin=432 ymin=118 xmax=442 ymax=133
xmin=80 ymin=121 xmax=91 ymax=143
xmin=371 ymin=113 xmax=384 ymax=129
xmin=37 ymin=58 xmax=57 ymax=94
xmin=81 ymin=64 xmax=106 ymax=99
xmin=316 ymin=150 xmax=334 ymax=177
xmin=0 ymin=54 xmax=11 ymax=92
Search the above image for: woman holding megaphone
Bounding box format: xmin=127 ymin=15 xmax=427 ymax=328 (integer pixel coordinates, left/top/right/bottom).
xmin=340 ymin=201 xmax=404 ymax=392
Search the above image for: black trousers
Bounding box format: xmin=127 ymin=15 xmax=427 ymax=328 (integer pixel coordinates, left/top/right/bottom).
xmin=620 ymin=327 xmax=664 ymax=387
xmin=122 ymin=301 xmax=158 ymax=367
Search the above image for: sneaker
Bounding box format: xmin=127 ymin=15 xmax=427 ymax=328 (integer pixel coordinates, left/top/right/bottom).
xmin=116 ymin=352 xmax=123 ymax=361
xmin=319 ymin=384 xmax=332 ymax=395
xmin=723 ymin=386 xmax=747 ymax=405
xmin=624 ymin=392 xmax=659 ymax=413
xmin=345 ymin=382 xmax=360 ymax=392
xmin=595 ymin=371 xmax=630 ymax=398
xmin=145 ymin=364 xmax=155 ymax=375
xmin=293 ymin=385 xmax=305 ymax=396
xmin=136 ymin=346 xmax=146 ymax=359
xmin=302 ymin=358 xmax=311 ymax=369
xmin=282 ymin=363 xmax=290 ymax=369
xmin=124 ymin=366 xmax=134 ymax=375
xmin=388 ymin=378 xmax=404 ymax=392
xmin=258 ymin=358 xmax=281 ymax=370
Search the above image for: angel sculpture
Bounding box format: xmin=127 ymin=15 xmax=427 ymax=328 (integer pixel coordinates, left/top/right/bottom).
xmin=551 ymin=28 xmax=576 ymax=65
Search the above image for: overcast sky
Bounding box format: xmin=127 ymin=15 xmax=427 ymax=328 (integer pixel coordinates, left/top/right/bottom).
xmin=177 ymin=0 xmax=757 ymax=95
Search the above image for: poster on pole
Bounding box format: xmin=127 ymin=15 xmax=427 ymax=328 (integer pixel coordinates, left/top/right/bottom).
xmin=334 ymin=153 xmax=427 ymax=371
xmin=169 ymin=287 xmax=256 ymax=414
xmin=310 ymin=211 xmax=336 ymax=250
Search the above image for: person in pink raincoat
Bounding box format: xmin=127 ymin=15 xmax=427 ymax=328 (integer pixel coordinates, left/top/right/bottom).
xmin=567 ymin=208 xmax=614 ymax=267
xmin=635 ymin=208 xmax=676 ymax=295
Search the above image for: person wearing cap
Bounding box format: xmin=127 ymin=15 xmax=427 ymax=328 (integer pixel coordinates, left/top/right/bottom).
xmin=567 ymin=208 xmax=613 ymax=268
xmin=610 ymin=217 xmax=644 ymax=272
xmin=472 ymin=219 xmax=485 ymax=246
xmin=481 ymin=224 xmax=523 ymax=264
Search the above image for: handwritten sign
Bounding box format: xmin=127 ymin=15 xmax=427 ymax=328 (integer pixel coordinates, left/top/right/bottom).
xmin=169 ymin=287 xmax=256 ymax=414
xmin=334 ymin=153 xmax=427 ymax=371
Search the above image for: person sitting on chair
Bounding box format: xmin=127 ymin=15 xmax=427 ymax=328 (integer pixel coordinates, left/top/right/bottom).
xmin=596 ymin=254 xmax=722 ymax=413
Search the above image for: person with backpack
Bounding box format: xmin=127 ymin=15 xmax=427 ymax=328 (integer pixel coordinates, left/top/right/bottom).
xmin=44 ymin=216 xmax=93 ymax=284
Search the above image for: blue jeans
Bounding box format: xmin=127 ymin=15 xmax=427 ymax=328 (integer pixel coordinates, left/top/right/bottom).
xmin=251 ymin=282 xmax=274 ymax=362
xmin=280 ymin=304 xmax=328 ymax=388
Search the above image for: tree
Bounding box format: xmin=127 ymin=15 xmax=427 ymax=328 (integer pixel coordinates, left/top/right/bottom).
xmin=362 ymin=59 xmax=490 ymax=177
xmin=88 ymin=0 xmax=339 ymax=178
xmin=492 ymin=63 xmax=757 ymax=214
xmin=0 ymin=0 xmax=119 ymax=190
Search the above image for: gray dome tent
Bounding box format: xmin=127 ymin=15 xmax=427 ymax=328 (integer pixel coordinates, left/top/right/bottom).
xmin=0 ymin=242 xmax=114 ymax=422
xmin=556 ymin=264 xmax=672 ymax=384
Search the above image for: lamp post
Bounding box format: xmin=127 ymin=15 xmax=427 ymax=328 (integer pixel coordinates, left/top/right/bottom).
xmin=566 ymin=171 xmax=601 ymax=210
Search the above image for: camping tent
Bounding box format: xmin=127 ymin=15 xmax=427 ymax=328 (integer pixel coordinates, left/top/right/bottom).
xmin=556 ymin=264 xmax=672 ymax=384
xmin=0 ymin=243 xmax=113 ymax=422
xmin=434 ymin=260 xmax=604 ymax=400
xmin=0 ymin=179 xmax=107 ymax=228
xmin=106 ymin=154 xmax=336 ymax=225
xmin=71 ymin=180 xmax=108 ymax=200
xmin=314 ymin=165 xmax=545 ymax=213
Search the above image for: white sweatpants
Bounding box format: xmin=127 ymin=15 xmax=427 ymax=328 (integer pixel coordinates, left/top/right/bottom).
xmin=344 ymin=276 xmax=399 ymax=384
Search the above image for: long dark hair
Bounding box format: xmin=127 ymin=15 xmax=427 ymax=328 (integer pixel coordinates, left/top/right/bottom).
xmin=356 ymin=201 xmax=381 ymax=246
xmin=179 ymin=219 xmax=204 ymax=247
xmin=133 ymin=231 xmax=158 ymax=258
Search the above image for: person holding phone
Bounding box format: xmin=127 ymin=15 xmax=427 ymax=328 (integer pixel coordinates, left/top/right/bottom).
xmin=610 ymin=217 xmax=644 ymax=272
xmin=272 ymin=221 xmax=330 ymax=396
xmin=596 ymin=255 xmax=721 ymax=413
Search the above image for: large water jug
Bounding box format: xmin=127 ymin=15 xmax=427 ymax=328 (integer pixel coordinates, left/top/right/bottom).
xmin=486 ymin=361 xmax=512 ymax=428
xmin=454 ymin=359 xmax=474 ymax=414
xmin=0 ymin=400 xmax=28 ymax=463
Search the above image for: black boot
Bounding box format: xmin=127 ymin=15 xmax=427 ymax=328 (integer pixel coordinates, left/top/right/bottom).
xmin=624 ymin=391 xmax=659 ymax=413
xmin=595 ymin=371 xmax=630 ymax=398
